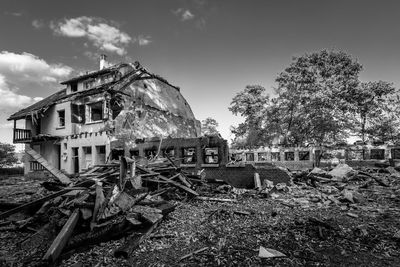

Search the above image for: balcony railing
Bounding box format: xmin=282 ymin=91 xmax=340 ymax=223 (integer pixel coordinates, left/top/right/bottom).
xmin=13 ymin=128 xmax=32 ymax=143
xmin=29 ymin=161 xmax=45 ymax=171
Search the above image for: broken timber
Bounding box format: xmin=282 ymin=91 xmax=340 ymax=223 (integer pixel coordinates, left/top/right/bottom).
xmin=0 ymin=187 xmax=87 ymax=219
xmin=43 ymin=209 xmax=80 ymax=263
xmin=136 ymin=166 xmax=199 ymax=196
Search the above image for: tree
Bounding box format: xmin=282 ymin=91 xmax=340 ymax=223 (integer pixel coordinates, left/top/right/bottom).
xmin=201 ymin=117 xmax=220 ymax=136
xmin=273 ymin=50 xmax=363 ymax=145
xmin=229 ymin=85 xmax=270 ymax=146
xmin=0 ymin=142 xmax=18 ymax=168
xmin=347 ymin=81 xmax=399 ymax=142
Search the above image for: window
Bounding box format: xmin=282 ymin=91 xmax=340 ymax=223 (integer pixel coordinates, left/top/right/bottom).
xmin=392 ymin=149 xmax=400 ymax=160
xmin=88 ymin=102 xmax=103 ymax=122
xmin=285 ymin=152 xmax=295 ymax=161
xmin=162 ymin=148 xmax=175 ymax=158
xmin=299 ymin=151 xmax=310 ymax=161
xmin=71 ymin=83 xmax=78 ymax=92
xmin=145 ymin=149 xmax=157 ymax=159
xmin=57 ymin=110 xmax=65 ymax=128
xmin=84 ymin=79 xmax=95 ymax=89
xmin=246 ymin=153 xmax=254 ymax=162
xmin=83 ymin=146 xmax=92 ymax=154
xmin=258 ymin=152 xmax=267 ymax=161
xmin=130 ymin=150 xmax=140 ymax=158
xmin=82 ymin=146 xmax=92 ymax=169
xmin=182 ymin=147 xmax=196 ymax=164
xmin=95 ymin=146 xmax=106 ymax=165
xmin=271 ymin=152 xmax=280 ymax=161
xmin=370 ymin=149 xmax=385 ymax=160
xmin=204 ymin=147 xmax=219 ymax=164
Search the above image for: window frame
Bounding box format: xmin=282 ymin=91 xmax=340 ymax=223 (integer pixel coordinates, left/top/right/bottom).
xmin=87 ymin=101 xmax=104 ymax=123
xmin=57 ymin=109 xmax=65 ymax=128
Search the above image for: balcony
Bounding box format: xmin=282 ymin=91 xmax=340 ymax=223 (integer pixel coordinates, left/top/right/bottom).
xmin=13 ymin=128 xmax=32 ymax=143
xmin=29 ymin=161 xmax=45 ymax=171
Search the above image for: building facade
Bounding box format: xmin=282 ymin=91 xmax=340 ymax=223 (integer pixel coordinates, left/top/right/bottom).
xmin=8 ymin=55 xmax=200 ymax=177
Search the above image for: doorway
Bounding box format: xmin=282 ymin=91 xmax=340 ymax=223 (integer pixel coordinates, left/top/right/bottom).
xmin=72 ymin=147 xmax=79 ymax=174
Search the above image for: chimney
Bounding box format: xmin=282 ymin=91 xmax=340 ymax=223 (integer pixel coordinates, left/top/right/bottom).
xmin=100 ymin=54 xmax=107 ymax=70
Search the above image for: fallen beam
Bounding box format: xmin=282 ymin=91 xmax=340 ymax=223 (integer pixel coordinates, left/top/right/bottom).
xmin=137 ymin=166 xmax=198 ymax=196
xmin=0 ymin=187 xmax=87 ymax=220
xmin=179 ymin=247 xmax=209 ymax=261
xmin=196 ymin=196 xmax=237 ymax=203
xmin=43 ymin=209 xmax=80 ymax=263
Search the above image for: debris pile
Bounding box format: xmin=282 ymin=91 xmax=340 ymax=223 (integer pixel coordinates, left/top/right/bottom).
xmin=0 ymin=156 xmax=204 ymax=266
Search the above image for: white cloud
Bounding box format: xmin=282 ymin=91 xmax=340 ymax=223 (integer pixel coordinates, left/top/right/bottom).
xmin=0 ymin=122 xmax=14 ymax=129
xmin=0 ymin=51 xmax=72 ymax=111
xmin=0 ymin=74 xmax=43 ymax=110
xmin=51 ymin=17 xmax=132 ymax=55
xmin=32 ymin=19 xmax=45 ymax=29
xmin=137 ymin=35 xmax=152 ymax=46
xmin=173 ymin=8 xmax=195 ymax=21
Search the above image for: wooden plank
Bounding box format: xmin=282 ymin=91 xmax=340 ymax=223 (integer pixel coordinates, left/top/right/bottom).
xmin=42 ymin=209 xmax=80 ymax=263
xmin=196 ymin=196 xmax=237 ymax=203
xmin=91 ymin=183 xmax=105 ymax=230
xmin=137 ymin=166 xmax=198 ymax=196
xmin=0 ymin=187 xmax=86 ymax=219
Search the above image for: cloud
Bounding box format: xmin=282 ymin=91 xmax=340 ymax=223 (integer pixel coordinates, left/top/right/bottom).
xmin=0 ymin=122 xmax=14 ymax=129
xmin=32 ymin=19 xmax=45 ymax=29
xmin=137 ymin=35 xmax=152 ymax=46
xmin=4 ymin=11 xmax=22 ymax=17
xmin=173 ymin=8 xmax=195 ymax=21
xmin=50 ymin=16 xmax=132 ymax=55
xmin=0 ymin=51 xmax=72 ymax=111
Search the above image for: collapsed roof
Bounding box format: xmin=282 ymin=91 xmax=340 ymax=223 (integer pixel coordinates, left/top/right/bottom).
xmin=7 ymin=61 xmax=194 ymax=122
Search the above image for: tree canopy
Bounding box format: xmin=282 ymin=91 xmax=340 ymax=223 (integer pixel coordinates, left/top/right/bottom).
xmin=0 ymin=143 xmax=18 ymax=168
xmin=201 ymin=117 xmax=220 ymax=136
xmin=229 ymin=50 xmax=400 ymax=146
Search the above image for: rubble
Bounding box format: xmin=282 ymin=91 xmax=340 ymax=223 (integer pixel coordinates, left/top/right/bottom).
xmin=0 ymin=155 xmax=204 ymax=266
xmin=1 ymin=159 xmax=400 ymax=266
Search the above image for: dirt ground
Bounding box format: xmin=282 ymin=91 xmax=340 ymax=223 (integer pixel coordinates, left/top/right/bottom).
xmin=1 ymin=172 xmax=400 ymax=267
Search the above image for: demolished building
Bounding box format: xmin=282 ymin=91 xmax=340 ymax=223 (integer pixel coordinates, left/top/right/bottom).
xmin=8 ymin=55 xmax=200 ymax=182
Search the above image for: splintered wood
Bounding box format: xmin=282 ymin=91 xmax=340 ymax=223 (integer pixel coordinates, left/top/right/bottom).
xmin=0 ymin=155 xmax=206 ymax=264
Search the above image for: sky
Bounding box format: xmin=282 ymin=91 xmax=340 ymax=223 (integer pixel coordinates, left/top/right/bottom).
xmin=1 ymin=0 xmax=400 ymax=150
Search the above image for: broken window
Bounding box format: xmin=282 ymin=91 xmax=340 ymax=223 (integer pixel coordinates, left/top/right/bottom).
xmin=204 ymin=147 xmax=219 ymax=164
xmin=182 ymin=147 xmax=196 ymax=164
xmin=258 ymin=152 xmax=267 ymax=161
xmin=230 ymin=153 xmax=242 ymax=162
xmin=71 ymin=104 xmax=85 ymax=123
xmin=271 ymin=152 xmax=280 ymax=161
xmin=299 ymin=151 xmax=310 ymax=161
xmin=246 ymin=153 xmax=254 ymax=162
xmin=71 ymin=82 xmax=78 ymax=92
xmin=162 ymin=148 xmax=175 ymax=158
xmin=130 ymin=150 xmax=140 ymax=158
xmin=88 ymin=101 xmax=103 ymax=122
xmin=111 ymin=148 xmax=124 ymax=160
xmin=57 ymin=110 xmax=65 ymax=128
xmin=145 ymin=149 xmax=157 ymax=160
xmin=370 ymin=149 xmax=385 ymax=160
xmin=84 ymin=79 xmax=95 ymax=89
xmin=392 ymin=149 xmax=400 ymax=159
xmin=285 ymin=152 xmax=295 ymax=161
